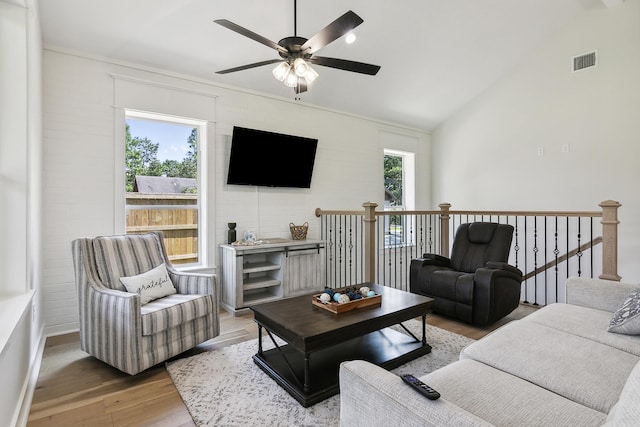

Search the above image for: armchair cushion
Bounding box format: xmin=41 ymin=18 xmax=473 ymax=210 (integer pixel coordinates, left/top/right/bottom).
xmin=120 ymin=263 xmax=176 ymax=304
xmin=140 ymin=293 xmax=214 ymax=335
xmin=93 ymin=233 xmax=166 ymax=291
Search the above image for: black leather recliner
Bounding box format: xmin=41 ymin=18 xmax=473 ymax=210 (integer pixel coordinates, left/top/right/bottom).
xmin=409 ymin=222 xmax=523 ymax=326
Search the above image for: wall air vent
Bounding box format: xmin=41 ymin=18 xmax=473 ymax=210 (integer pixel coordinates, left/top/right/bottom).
xmin=572 ymin=50 xmax=597 ymax=72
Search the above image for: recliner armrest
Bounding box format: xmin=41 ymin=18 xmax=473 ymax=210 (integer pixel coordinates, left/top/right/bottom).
xmin=415 ymin=253 xmax=452 ymax=268
xmin=410 ymin=255 xmax=454 ymax=295
xmin=485 ymin=261 xmax=522 ymax=277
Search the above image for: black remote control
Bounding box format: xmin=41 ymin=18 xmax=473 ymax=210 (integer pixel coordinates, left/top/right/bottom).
xmin=401 ymin=374 xmax=441 ymax=400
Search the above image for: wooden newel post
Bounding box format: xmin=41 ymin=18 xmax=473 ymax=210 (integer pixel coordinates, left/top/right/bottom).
xmin=362 ymin=202 xmax=378 ymax=283
xmin=599 ymin=200 xmax=621 ymax=281
xmin=439 ymin=203 xmax=451 ymax=258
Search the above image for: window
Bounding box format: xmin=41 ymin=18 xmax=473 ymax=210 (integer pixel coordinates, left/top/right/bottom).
xmin=383 ymin=149 xmax=415 ymax=247
xmin=124 ymin=110 xmax=207 ymax=265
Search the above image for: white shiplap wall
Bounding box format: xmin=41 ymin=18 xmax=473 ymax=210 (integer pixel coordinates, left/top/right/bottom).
xmin=42 ymin=50 xmax=431 ymax=336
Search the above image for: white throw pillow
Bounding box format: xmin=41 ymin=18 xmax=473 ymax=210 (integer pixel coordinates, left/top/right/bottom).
xmin=608 ymin=288 xmax=640 ymax=335
xmin=120 ymin=263 xmax=176 ymax=305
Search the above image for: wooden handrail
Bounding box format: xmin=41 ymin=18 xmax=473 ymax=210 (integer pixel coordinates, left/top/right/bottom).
xmin=522 ymin=236 xmax=603 ymax=281
xmin=315 ymin=207 xmax=366 ymax=216
xmin=317 ymin=207 xmax=603 ymax=218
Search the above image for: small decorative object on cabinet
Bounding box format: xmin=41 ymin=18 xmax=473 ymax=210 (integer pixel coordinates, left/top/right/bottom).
xmin=289 ymin=222 xmax=308 ymax=240
xmin=244 ymin=229 xmax=257 ymax=242
xmin=227 ymin=222 xmax=237 ymax=244
xmin=219 ymin=239 xmax=325 ymax=315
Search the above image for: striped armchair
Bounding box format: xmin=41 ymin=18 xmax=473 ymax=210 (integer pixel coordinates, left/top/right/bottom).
xmin=71 ymin=232 xmax=219 ymax=375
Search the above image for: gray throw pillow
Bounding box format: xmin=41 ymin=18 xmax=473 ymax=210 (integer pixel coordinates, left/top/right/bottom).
xmin=608 ymin=288 xmax=640 ymax=335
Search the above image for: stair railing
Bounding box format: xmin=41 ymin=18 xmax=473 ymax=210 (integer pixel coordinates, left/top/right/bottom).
xmin=315 ymin=200 xmax=621 ymax=305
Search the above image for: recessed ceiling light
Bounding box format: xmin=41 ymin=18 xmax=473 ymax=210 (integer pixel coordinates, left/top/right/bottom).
xmin=345 ymin=32 xmax=356 ymax=44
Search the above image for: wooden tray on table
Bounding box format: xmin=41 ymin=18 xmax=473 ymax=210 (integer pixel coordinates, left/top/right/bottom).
xmin=312 ymin=290 xmax=381 ymax=314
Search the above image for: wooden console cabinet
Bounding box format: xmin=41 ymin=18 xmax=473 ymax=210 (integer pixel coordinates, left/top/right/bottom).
xmin=219 ymin=239 xmax=325 ymax=315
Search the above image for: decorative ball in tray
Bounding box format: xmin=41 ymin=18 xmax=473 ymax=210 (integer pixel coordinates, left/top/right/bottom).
xmin=312 ymin=286 xmax=381 ymax=314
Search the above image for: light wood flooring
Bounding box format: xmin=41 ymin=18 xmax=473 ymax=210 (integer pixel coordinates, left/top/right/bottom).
xmin=27 ymin=304 xmax=537 ymax=427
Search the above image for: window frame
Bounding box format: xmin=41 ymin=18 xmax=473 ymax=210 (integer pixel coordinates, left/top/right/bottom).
xmin=383 ymin=148 xmax=416 ymax=248
xmin=117 ymin=109 xmax=208 ymax=269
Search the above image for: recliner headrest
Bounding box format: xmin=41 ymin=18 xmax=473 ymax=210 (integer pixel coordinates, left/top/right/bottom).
xmin=467 ymin=222 xmax=498 ymax=244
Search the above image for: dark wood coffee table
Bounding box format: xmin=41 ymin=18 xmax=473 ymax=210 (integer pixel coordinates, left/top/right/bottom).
xmin=250 ymin=283 xmax=434 ymax=407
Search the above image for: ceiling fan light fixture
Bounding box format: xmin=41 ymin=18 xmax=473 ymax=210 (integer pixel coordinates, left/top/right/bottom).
xmin=293 ymin=58 xmax=309 ymax=77
xmin=304 ymin=66 xmax=319 ymax=83
xmin=345 ymin=32 xmax=356 ymax=44
xmin=284 ymin=72 xmax=299 ymax=87
xmin=272 ymin=61 xmax=290 ymax=81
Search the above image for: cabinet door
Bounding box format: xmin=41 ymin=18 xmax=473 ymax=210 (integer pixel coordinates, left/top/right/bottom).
xmin=283 ymin=248 xmax=326 ymax=297
xmin=219 ymin=245 xmax=241 ymax=310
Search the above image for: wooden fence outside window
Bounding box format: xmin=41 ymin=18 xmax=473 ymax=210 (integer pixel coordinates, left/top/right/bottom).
xmin=125 ymin=193 xmax=199 ymax=264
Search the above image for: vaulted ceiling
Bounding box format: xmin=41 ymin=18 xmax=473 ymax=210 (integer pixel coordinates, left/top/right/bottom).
xmin=38 ymin=0 xmax=607 ymax=131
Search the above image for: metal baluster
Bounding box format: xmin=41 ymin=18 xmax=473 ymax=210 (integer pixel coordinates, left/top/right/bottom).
xmin=329 ymin=215 xmax=335 ymax=288
xmin=590 ymin=217 xmax=594 ymax=278
xmin=524 ymin=217 xmax=529 ymax=304
xmin=566 ymin=217 xmax=570 ymax=281
xmin=544 ymin=216 xmax=548 ymax=305
xmin=554 ymin=217 xmax=559 ymax=303
xmin=533 ymin=216 xmax=538 ymax=306
xmin=577 ymin=217 xmax=582 ymax=277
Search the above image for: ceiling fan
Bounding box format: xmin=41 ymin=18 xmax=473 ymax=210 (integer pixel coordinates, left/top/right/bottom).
xmin=214 ymin=0 xmax=381 ymax=94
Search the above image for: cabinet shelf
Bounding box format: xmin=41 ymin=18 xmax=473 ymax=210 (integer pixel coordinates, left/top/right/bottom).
xmin=243 ymin=261 xmax=280 ymax=274
xmin=243 ymin=277 xmax=281 ymax=291
xmin=243 ymin=291 xmax=283 ymax=306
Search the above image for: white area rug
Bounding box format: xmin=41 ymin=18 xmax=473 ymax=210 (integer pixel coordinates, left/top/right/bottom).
xmin=166 ymin=320 xmax=474 ymax=427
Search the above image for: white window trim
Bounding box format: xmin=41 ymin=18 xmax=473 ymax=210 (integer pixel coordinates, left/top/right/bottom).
xmin=382 ymin=148 xmax=417 ymax=248
xmin=383 ymin=148 xmax=415 ymax=211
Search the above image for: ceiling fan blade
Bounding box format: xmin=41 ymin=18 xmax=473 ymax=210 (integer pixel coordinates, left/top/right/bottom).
xmin=216 ymin=59 xmax=282 ymax=74
xmin=214 ymin=19 xmax=288 ymax=54
xmin=309 ymin=56 xmax=381 ymax=75
xmin=300 ymin=10 xmax=363 ymax=54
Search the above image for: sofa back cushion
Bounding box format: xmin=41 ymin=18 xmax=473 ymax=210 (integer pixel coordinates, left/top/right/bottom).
xmin=93 ymin=233 xmax=166 ymax=291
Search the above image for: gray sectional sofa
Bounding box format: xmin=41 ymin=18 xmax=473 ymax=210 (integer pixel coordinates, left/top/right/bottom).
xmin=339 ymin=277 xmax=640 ymax=426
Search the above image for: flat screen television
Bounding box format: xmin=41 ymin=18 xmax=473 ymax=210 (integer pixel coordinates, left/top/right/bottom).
xmin=227 ymin=126 xmax=318 ymax=188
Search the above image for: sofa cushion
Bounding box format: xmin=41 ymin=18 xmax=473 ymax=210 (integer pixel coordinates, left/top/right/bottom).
xmin=603 ymin=360 xmax=640 ymax=426
xmin=608 ymin=288 xmax=640 ymax=335
xmin=423 ymin=359 xmax=606 ymax=427
xmin=460 ymin=321 xmax=638 ymax=413
xmin=566 ymin=277 xmax=640 ymax=313
xmin=523 ymin=303 xmax=640 ymax=356
xmin=120 ymin=263 xmax=176 ymax=305
xmin=141 ymin=293 xmax=214 ymax=335
xmin=339 ymin=360 xmax=493 ymax=427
